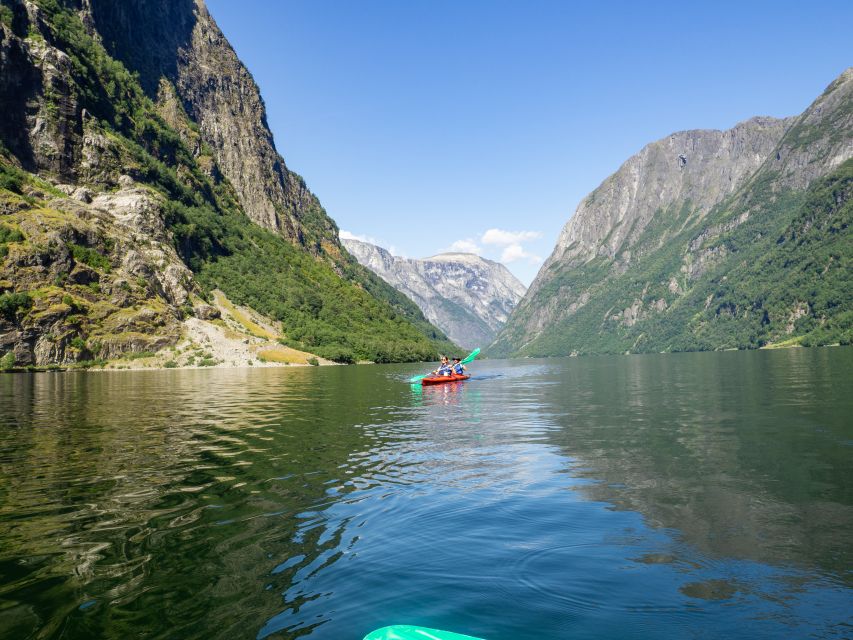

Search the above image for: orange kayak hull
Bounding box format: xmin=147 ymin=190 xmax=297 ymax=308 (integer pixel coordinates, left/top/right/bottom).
xmin=421 ymin=374 xmax=470 ymax=386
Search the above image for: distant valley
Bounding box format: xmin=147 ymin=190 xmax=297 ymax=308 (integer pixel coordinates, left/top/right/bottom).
xmin=0 ymin=0 xmax=848 ymax=369
xmin=341 ymin=238 xmax=526 ymax=350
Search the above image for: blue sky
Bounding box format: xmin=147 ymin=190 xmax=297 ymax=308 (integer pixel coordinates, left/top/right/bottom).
xmin=206 ymin=0 xmax=852 ymax=285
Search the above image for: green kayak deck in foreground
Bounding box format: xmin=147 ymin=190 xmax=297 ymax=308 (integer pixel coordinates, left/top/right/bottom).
xmin=364 ymin=625 xmax=485 ymax=640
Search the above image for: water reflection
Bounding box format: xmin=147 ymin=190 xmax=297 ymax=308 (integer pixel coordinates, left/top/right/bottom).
xmin=542 ymin=349 xmax=853 ymax=578
xmin=0 ymin=368 xmax=392 ymax=638
xmin=0 ymin=350 xmax=851 ymax=639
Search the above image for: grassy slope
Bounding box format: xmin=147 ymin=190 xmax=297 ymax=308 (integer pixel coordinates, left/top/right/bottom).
xmin=4 ymin=0 xmax=456 ymax=363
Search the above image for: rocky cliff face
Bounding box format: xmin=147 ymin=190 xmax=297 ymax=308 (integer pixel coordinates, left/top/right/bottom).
xmin=342 ymin=238 xmax=526 ymax=349
xmin=0 ymin=1 xmax=81 ymax=179
xmin=491 ymin=68 xmax=853 ymax=356
xmin=83 ymin=0 xmax=338 ymax=251
xmin=0 ymin=0 xmax=456 ymax=366
xmin=0 ymin=0 xmax=339 ymax=250
xmin=549 ymin=116 xmax=791 ymax=270
xmin=496 ymin=115 xmax=791 ymax=346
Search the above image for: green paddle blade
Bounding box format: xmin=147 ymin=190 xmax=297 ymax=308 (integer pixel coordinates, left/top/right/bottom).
xmin=407 ymin=347 xmax=480 ymax=383
xmin=364 ymin=625 xmax=485 ymax=640
xmin=459 ymin=347 xmax=480 ymax=365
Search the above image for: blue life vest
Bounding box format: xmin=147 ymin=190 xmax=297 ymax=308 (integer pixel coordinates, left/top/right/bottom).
xmin=452 ymin=363 xmax=465 ymax=374
xmin=437 ymin=364 xmax=452 ymax=375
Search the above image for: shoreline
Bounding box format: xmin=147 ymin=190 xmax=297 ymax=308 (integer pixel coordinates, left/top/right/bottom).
xmin=3 ymin=341 xmax=844 ymax=375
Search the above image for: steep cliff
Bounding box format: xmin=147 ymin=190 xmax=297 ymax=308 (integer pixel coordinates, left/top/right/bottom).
xmin=84 ymin=0 xmax=337 ymax=250
xmin=491 ymin=68 xmax=853 ymax=356
xmin=546 ymin=116 xmax=791 ymax=270
xmin=0 ymin=0 xmax=457 ymax=366
xmin=343 ymin=237 xmax=526 ymax=349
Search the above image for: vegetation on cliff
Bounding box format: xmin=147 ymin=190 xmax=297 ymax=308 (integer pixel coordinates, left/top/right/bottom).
xmin=493 ymin=160 xmax=851 ymax=356
xmin=0 ymin=0 xmax=456 ymax=365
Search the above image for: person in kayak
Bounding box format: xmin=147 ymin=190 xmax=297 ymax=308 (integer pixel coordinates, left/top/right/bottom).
xmin=432 ymin=356 xmax=453 ymax=376
xmin=451 ymin=357 xmax=467 ymax=375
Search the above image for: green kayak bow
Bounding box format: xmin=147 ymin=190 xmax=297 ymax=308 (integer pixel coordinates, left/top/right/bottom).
xmin=409 ymin=348 xmax=480 ymax=383
xmin=364 ymin=625 xmax=485 ymax=640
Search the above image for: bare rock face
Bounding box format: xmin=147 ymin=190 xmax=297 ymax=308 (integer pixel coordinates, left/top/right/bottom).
xmin=88 ymin=182 xmax=193 ymax=309
xmin=83 ymin=0 xmax=338 ymax=251
xmin=342 ymin=238 xmax=526 ymax=349
xmin=0 ymin=182 xmax=190 ymax=365
xmin=0 ymin=1 xmax=82 ymax=178
xmin=193 ymin=303 xmax=220 ymax=321
xmin=547 ymin=116 xmax=791 ymax=271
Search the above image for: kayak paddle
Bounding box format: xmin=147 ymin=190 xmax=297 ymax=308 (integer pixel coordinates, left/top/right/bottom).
xmin=460 ymin=347 xmax=481 ymax=365
xmin=408 ymin=347 xmax=480 ymax=383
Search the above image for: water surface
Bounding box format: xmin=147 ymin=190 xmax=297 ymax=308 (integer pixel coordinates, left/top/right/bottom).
xmin=0 ymin=349 xmax=851 ymax=639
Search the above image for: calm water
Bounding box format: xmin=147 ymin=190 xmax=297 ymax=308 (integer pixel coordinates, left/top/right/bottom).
xmin=0 ymin=349 xmax=851 ymax=639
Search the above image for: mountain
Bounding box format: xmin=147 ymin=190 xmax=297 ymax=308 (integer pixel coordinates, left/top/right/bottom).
xmin=0 ymin=0 xmax=457 ymax=366
xmin=342 ymin=237 xmax=526 ymax=349
xmin=491 ymin=69 xmax=852 ymax=357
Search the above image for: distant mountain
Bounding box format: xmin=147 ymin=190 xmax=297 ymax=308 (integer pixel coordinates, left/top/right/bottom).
xmin=491 ymin=68 xmax=852 ymax=356
xmin=342 ymin=238 xmax=526 ymax=349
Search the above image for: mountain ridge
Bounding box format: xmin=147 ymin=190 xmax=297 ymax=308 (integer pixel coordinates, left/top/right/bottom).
xmin=342 ymin=237 xmax=526 ymax=349
xmin=491 ymin=68 xmax=852 ymax=356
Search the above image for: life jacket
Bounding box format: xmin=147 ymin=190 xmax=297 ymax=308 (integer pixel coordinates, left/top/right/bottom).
xmin=452 ymin=363 xmax=464 ymax=374
xmin=437 ymin=364 xmax=452 ymax=375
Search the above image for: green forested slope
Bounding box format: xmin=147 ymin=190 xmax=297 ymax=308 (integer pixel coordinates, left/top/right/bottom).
xmin=0 ymin=0 xmax=457 ymax=364
xmin=493 ymin=159 xmax=851 ymax=356
xmin=649 ymin=161 xmax=852 ymax=350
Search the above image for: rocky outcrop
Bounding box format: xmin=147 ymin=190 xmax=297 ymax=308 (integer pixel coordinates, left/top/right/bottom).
xmin=342 ymin=238 xmax=526 ymax=349
xmin=492 ymin=68 xmax=853 ymax=356
xmin=82 ymin=0 xmax=337 ymax=252
xmin=0 ymin=179 xmax=188 ymax=365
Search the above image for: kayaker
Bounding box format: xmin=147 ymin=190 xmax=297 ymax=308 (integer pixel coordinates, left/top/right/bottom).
xmin=432 ymin=356 xmax=452 ymax=376
xmin=451 ymin=357 xmax=466 ymax=375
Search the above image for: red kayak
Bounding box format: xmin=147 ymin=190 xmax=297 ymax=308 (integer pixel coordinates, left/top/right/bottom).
xmin=421 ymin=374 xmax=470 ymax=386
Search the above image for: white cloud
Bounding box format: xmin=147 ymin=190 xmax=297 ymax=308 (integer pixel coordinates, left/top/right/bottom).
xmin=500 ymin=243 xmax=543 ymax=264
xmin=340 ymin=230 xmax=404 ymax=256
xmin=447 ymin=239 xmax=482 ymax=254
xmin=481 ymin=228 xmax=542 ymax=246
xmin=339 ymin=229 xmax=377 ymax=244
xmin=474 ymin=228 xmax=543 ymax=264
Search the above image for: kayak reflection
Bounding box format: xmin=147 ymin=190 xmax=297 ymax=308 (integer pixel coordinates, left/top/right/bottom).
xmin=411 ymin=379 xmax=472 ymax=406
